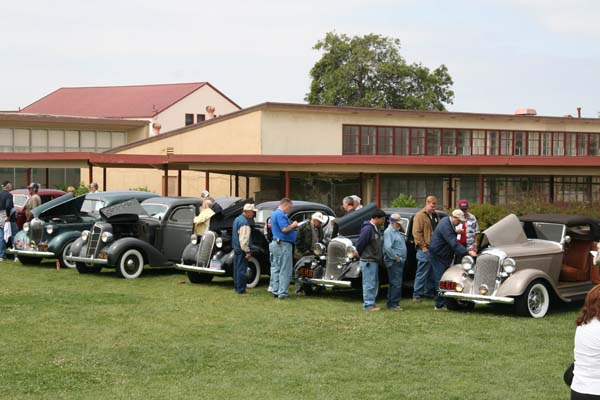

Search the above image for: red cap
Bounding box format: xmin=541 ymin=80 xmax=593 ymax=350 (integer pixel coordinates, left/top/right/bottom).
xmin=458 ymin=199 xmax=469 ymax=209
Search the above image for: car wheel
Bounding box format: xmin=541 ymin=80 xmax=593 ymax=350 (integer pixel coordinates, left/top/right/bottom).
xmin=76 ymin=262 xmax=102 ymax=274
xmin=515 ymin=280 xmax=550 ymax=318
xmin=116 ymin=249 xmax=145 ymax=279
xmin=445 ymin=298 xmax=475 ymax=311
xmin=245 ymin=257 xmax=261 ymax=288
xmin=18 ymin=255 xmax=42 ymax=265
xmin=59 ymin=241 xmax=76 ymax=269
xmin=187 ymin=271 xmax=214 ymax=284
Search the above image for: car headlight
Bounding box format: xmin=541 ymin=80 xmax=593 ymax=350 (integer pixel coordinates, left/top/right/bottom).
xmin=190 ymin=234 xmax=198 ymax=245
xmin=479 ymin=284 xmax=489 ymax=295
xmin=455 ymin=282 xmax=464 ymax=292
xmin=215 ymin=237 xmax=223 ymax=248
xmin=81 ymin=230 xmax=90 ymax=242
xmin=346 ymin=245 xmax=356 ymax=259
xmin=23 ymin=222 xmax=30 ymax=232
xmin=313 ymin=243 xmax=326 ymax=256
xmin=101 ymin=232 xmax=113 ymax=243
xmin=502 ymin=258 xmax=516 ymax=274
xmin=461 ymin=255 xmax=474 ymax=271
xmin=45 ymin=225 xmax=55 ymax=235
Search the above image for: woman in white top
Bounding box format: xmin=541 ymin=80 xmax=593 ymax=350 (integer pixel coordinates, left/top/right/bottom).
xmin=572 ymin=284 xmax=600 ymax=399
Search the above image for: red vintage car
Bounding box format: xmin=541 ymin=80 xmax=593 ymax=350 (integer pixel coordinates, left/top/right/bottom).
xmin=11 ymin=189 xmax=66 ymax=229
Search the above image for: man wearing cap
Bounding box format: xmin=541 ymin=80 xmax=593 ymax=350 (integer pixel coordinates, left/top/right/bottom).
xmin=232 ymin=203 xmax=258 ymax=295
xmin=25 ymin=183 xmax=42 ymax=221
xmin=429 ymin=209 xmax=478 ymax=310
xmin=0 ymin=181 xmax=14 ymax=261
xmin=355 ymin=208 xmax=387 ymax=311
xmin=412 ymin=195 xmax=440 ymax=302
xmin=383 ymin=213 xmax=407 ymax=310
xmin=293 ymin=212 xmax=326 ymax=294
xmin=457 ymin=199 xmax=479 ymax=251
xmin=269 ymin=198 xmax=298 ymax=299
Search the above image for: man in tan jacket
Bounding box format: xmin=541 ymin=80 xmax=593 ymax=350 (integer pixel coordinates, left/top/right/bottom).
xmin=411 ymin=195 xmax=440 ymax=302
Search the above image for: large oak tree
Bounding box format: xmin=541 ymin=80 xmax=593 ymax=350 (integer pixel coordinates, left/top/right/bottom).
xmin=306 ymin=32 xmax=454 ymax=111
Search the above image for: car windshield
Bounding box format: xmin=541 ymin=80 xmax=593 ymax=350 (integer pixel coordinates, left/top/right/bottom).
xmin=256 ymin=209 xmax=274 ymax=224
xmin=80 ymin=199 xmax=106 ymax=215
xmin=528 ymin=222 xmax=565 ymax=243
xmin=12 ymin=194 xmax=28 ymax=207
xmin=142 ymin=203 xmax=169 ymax=219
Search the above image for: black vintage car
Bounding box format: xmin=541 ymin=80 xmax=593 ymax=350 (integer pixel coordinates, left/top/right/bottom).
xmin=175 ymin=198 xmax=270 ymax=288
xmin=66 ymin=196 xmax=202 ymax=278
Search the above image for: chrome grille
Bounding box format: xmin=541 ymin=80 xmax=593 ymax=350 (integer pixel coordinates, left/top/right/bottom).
xmin=473 ymin=253 xmax=500 ymax=293
xmin=29 ymin=219 xmax=44 ymax=244
xmin=86 ymin=225 xmax=103 ymax=258
xmin=325 ymin=238 xmax=351 ymax=280
xmin=196 ymin=231 xmax=216 ymax=268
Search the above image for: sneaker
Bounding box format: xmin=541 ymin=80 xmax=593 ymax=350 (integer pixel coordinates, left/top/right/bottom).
xmin=387 ymin=306 xmax=403 ymax=311
xmin=0 ymin=258 xmax=3 ymax=262
xmin=434 ymin=305 xmax=447 ymax=311
xmin=14 ymin=257 xmax=18 ymax=262
xmin=272 ymin=293 xmax=278 ymax=298
xmin=412 ymin=297 xmax=423 ymax=303
xmin=277 ymin=295 xmax=289 ymax=300
xmin=267 ymin=286 xmax=273 ymax=292
xmin=365 ymin=306 xmax=381 ymax=312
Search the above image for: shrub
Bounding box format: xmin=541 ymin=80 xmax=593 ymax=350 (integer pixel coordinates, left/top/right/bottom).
xmin=390 ymin=193 xmax=417 ymax=208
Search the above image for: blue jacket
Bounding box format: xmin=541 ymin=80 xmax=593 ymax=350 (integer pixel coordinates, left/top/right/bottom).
xmin=383 ymin=225 xmax=407 ymax=267
xmin=232 ymin=214 xmax=252 ymax=252
xmin=429 ymin=216 xmax=468 ymax=265
xmin=355 ymin=221 xmax=383 ymax=262
xmin=0 ymin=189 xmax=14 ymax=218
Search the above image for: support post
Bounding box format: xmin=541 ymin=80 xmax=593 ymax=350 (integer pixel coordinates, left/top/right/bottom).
xmin=163 ymin=165 xmax=169 ymax=196
xmin=285 ymin=171 xmax=290 ymax=199
xmin=102 ymin=168 xmax=107 ymax=191
xmin=235 ymin=172 xmax=239 ymax=197
xmin=205 ymin=171 xmax=210 ymax=192
xmin=178 ymin=170 xmax=182 ymax=196
xmin=88 ymin=162 xmax=93 ymax=186
xmin=478 ymin=175 xmax=484 ymax=204
xmin=25 ymin=168 xmax=31 ymax=186
xmin=245 ymin=176 xmax=250 ymax=199
xmin=375 ymin=173 xmax=381 ymax=208
xmin=45 ymin=168 xmax=49 ymax=188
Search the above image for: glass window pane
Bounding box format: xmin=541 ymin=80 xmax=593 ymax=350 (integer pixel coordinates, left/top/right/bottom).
xmin=65 ymin=130 xmax=79 ymax=152
xmin=80 ymin=131 xmax=96 ymax=151
xmin=395 ymin=128 xmax=409 ymax=155
xmin=487 ymin=131 xmax=499 ymax=155
xmin=528 ymin=132 xmax=539 ymax=155
xmin=426 ymin=129 xmax=440 ymax=155
xmin=377 ymin=127 xmax=393 ymax=155
xmin=343 ymin=126 xmax=359 ymax=154
xmin=31 ymin=129 xmax=48 ymax=152
xmin=565 ymin=133 xmax=577 ymax=156
xmin=361 ymin=126 xmax=376 ymax=155
xmin=590 ymin=134 xmax=600 ymax=156
xmin=577 ymin=133 xmax=588 ymax=156
xmin=96 ymin=131 xmax=111 ymax=151
xmin=410 ymin=128 xmax=425 ymax=155
xmin=541 ymin=133 xmax=552 ymax=156
xmin=0 ymin=128 xmax=13 ymax=152
xmin=553 ymin=132 xmax=564 ymax=156
xmin=472 ymin=130 xmax=485 ymax=155
xmin=48 ymin=130 xmax=64 ymax=152
xmin=514 ymin=132 xmax=526 ymax=156
xmin=14 ymin=129 xmax=30 ymax=152
xmin=111 ymin=132 xmax=126 ymax=148
xmin=500 ymin=131 xmax=512 ymax=155
xmin=457 ymin=129 xmax=471 ymax=155
xmin=442 ymin=129 xmax=456 ymax=155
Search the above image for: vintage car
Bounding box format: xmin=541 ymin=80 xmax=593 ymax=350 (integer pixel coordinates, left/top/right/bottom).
xmin=11 ymin=188 xmax=66 ymax=229
xmin=439 ymin=214 xmax=600 ymax=318
xmin=175 ymin=198 xmax=270 ymax=288
xmin=8 ymin=191 xmax=157 ymax=268
xmin=66 ymin=196 xmax=202 ymax=278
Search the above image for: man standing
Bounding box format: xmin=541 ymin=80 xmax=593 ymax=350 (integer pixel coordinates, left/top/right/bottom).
xmin=411 ymin=195 xmax=439 ymax=302
xmin=269 ymin=198 xmax=298 ymax=299
xmin=232 ymin=203 xmax=257 ymax=295
xmin=0 ymin=181 xmax=14 ymax=261
xmin=355 ymin=208 xmax=387 ymax=311
xmin=457 ymin=199 xmax=479 ymax=251
xmin=89 ymin=182 xmax=99 ymax=193
xmin=383 ymin=213 xmax=407 ymax=311
xmin=294 ymin=212 xmax=326 ymax=294
xmin=24 ymin=183 xmax=42 ymax=221
xmin=430 ymin=209 xmax=477 ymax=310
xmin=341 ymin=196 xmax=355 ymax=214
xmin=351 ymin=195 xmax=363 ymax=210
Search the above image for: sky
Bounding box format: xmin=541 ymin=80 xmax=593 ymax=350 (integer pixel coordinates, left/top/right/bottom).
xmin=1 ymin=0 xmax=599 ymax=117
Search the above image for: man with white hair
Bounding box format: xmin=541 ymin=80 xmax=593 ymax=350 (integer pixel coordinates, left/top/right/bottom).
xmin=294 ymin=212 xmax=327 ymax=294
xmin=232 ymin=203 xmax=258 ymax=295
xmin=351 ymin=195 xmax=363 ymax=210
xmin=383 ymin=213 xmax=407 ymax=310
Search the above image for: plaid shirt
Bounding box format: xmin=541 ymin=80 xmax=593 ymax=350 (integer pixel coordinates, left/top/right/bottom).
xmin=465 ymin=212 xmax=479 ymax=249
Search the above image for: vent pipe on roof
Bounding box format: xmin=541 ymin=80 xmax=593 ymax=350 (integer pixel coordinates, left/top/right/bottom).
xmin=514 ymin=108 xmax=537 ymax=116
xmin=577 ymin=107 xmax=582 ymax=118
xmin=152 ymin=121 xmax=162 ymax=136
xmin=206 ymin=105 xmax=216 ymax=119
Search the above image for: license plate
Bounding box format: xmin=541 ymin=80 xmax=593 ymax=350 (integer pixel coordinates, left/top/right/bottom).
xmin=209 ymin=259 xmax=223 ymax=269
xmin=299 ymin=267 xmax=313 ymax=278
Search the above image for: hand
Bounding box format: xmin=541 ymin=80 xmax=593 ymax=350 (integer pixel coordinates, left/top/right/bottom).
xmin=290 ymin=221 xmax=299 ymax=229
xmin=468 ymin=249 xmax=477 ymax=257
xmin=245 ymin=252 xmax=251 ymax=259
xmin=395 ymin=257 xmax=401 ymax=262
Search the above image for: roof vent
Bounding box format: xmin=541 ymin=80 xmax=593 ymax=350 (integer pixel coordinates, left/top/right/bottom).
xmin=164 ymin=147 xmax=174 ymax=155
xmin=514 ymin=108 xmax=537 ymax=116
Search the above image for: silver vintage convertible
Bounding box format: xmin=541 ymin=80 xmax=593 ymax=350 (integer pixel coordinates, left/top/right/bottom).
xmin=439 ymin=213 xmax=600 ymax=318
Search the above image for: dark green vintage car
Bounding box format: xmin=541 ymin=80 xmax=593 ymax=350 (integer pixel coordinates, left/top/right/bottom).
xmin=8 ymin=191 xmax=158 ymax=268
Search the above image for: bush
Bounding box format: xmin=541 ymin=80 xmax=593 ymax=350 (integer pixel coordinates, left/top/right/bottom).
xmin=390 ymin=193 xmax=417 ymax=208
xmin=54 ymin=183 xmax=89 ymax=196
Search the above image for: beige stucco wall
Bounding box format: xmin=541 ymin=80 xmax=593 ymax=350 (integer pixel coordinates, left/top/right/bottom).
xmin=154 ymin=85 xmax=240 ymax=133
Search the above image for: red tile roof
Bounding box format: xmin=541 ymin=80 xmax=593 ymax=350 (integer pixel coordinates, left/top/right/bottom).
xmin=19 ymin=82 xmax=235 ymax=118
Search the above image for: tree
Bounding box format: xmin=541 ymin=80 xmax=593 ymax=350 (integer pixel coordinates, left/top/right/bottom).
xmin=306 ymin=32 xmax=454 ymax=111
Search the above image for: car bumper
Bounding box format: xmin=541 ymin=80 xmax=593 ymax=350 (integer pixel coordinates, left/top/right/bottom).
xmin=6 ymin=248 xmax=55 ymax=258
xmin=441 ymin=291 xmax=515 ymax=304
xmin=308 ymin=278 xmax=352 ymax=288
xmin=175 ymin=263 xmax=226 ymax=275
xmin=64 ymin=255 xmax=109 ymax=265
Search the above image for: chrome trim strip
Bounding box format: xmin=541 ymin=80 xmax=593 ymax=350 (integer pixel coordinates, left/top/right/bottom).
xmin=308 ymin=278 xmax=352 ymax=288
xmin=64 ymin=255 xmax=109 ymax=265
xmin=7 ymin=248 xmax=54 ymax=257
xmin=441 ymin=291 xmax=514 ymax=304
xmin=174 ymin=263 xmax=227 ymax=275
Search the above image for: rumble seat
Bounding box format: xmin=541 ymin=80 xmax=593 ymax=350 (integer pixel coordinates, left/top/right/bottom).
xmin=560 ymin=239 xmax=592 ymax=282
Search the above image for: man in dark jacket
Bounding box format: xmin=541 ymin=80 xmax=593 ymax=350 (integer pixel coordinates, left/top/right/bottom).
xmin=355 ymin=208 xmax=386 ymax=311
xmin=0 ymin=180 xmax=14 ymax=261
xmin=430 ymin=209 xmax=477 ymax=310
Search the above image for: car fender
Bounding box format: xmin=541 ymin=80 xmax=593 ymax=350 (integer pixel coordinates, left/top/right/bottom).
xmin=495 ymin=269 xmax=560 ymax=299
xmin=105 ymin=238 xmax=168 ymax=267
xmin=69 ymin=237 xmax=86 ymax=257
xmin=48 ymin=231 xmax=83 ymax=254
xmin=180 ymin=242 xmax=199 ymax=263
xmin=344 ymin=260 xmax=361 ymax=279
xmin=14 ymin=230 xmax=29 ymax=243
xmin=295 ymin=255 xmax=317 ymax=270
xmin=440 ymin=265 xmax=465 ymax=282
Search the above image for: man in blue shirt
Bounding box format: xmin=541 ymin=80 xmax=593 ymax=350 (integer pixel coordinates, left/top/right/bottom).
xmin=232 ymin=203 xmax=257 ymax=295
xmin=269 ymin=198 xmax=298 ymax=299
xmin=355 ymin=208 xmax=387 ymax=311
xmin=383 ymin=213 xmax=407 ymax=311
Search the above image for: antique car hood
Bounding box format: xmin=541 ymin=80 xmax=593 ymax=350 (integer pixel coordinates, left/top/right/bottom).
xmin=336 ymin=203 xmax=376 ymax=237
xmin=482 ymin=213 xmax=528 ymax=247
xmin=33 ymin=193 xmax=82 ymax=220
xmin=209 ymin=197 xmax=255 ymax=230
xmin=100 ymin=199 xmax=147 ymax=223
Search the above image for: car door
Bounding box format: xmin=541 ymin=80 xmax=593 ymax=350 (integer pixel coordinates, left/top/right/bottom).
xmin=161 ymin=205 xmax=195 ymax=261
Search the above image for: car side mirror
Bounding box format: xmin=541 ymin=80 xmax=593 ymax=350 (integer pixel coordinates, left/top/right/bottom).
xmin=562 ymin=235 xmax=571 ymax=245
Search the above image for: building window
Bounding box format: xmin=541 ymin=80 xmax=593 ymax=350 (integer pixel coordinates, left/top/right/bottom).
xmin=411 ymin=128 xmax=425 ymax=155
xmin=0 ymin=128 xmax=13 ymax=152
xmin=514 ymin=132 xmax=526 ymax=156
xmin=361 ymin=126 xmax=376 ymax=155
xmin=577 ymin=133 xmax=588 ymax=156
xmin=472 ymin=130 xmax=485 ymax=155
xmin=541 ymin=132 xmax=552 ymax=156
xmin=377 ymin=127 xmax=393 ymax=155
xmin=395 ymin=128 xmax=409 ymax=155
xmin=342 ymin=126 xmax=359 ymax=154
xmin=500 ymin=131 xmax=512 ymax=155
xmin=442 ymin=129 xmax=456 ymax=155
xmin=48 ymin=130 xmax=65 ymax=152
xmin=528 ymin=132 xmax=539 ymax=156
xmin=590 ymin=134 xmax=600 ymax=156
xmin=565 ymin=133 xmax=577 ymax=156
xmin=457 ymin=129 xmax=470 ymax=155
xmin=197 ymin=114 xmax=206 ymax=122
xmin=426 ymin=129 xmax=441 ymax=155
xmin=553 ymin=132 xmax=565 ymax=156
xmin=185 ymin=113 xmax=194 ymax=126
xmin=487 ymin=131 xmax=499 ymax=156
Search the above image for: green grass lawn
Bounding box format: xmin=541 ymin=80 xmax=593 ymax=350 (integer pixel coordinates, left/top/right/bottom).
xmin=0 ymin=259 xmax=578 ymax=400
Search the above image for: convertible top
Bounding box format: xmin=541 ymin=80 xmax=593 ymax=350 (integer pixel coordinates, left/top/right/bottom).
xmin=520 ymin=214 xmax=600 ymax=241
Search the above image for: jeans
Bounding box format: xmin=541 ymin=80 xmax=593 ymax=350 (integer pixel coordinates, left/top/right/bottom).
xmin=270 ymin=241 xmax=293 ymax=298
xmin=233 ymin=250 xmax=248 ymax=293
xmin=386 ymin=260 xmax=404 ymax=308
xmin=413 ymin=249 xmax=434 ymax=298
xmin=360 ymin=260 xmax=379 ymax=309
xmin=0 ymin=226 xmax=5 ymax=258
xmin=430 ymin=253 xmax=451 ymax=308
